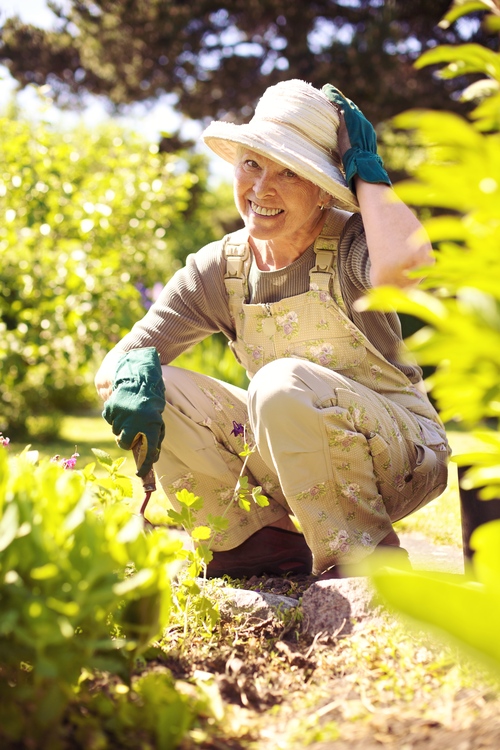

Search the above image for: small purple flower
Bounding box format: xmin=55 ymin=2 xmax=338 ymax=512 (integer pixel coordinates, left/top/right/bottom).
xmin=136 ymin=281 xmax=164 ymax=310
xmin=0 ymin=433 xmax=10 ymax=447
xmin=136 ymin=282 xmax=151 ymax=309
xmin=230 ymin=421 xmax=245 ymax=438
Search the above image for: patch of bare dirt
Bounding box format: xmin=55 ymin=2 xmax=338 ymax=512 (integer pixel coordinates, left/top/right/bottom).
xmin=152 ymin=572 xmax=500 ymax=750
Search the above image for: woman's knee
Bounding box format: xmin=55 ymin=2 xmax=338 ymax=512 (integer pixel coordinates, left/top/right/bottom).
xmin=248 ymin=358 xmax=345 ymax=424
xmin=248 ymin=359 xmax=301 ymax=419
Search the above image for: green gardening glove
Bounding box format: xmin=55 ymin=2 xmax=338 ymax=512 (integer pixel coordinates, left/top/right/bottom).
xmin=103 ymin=347 xmax=166 ymax=478
xmin=322 ymin=83 xmax=391 ymax=192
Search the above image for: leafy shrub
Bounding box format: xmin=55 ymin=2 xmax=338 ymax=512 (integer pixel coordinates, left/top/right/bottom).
xmin=368 ymin=0 xmax=500 ymax=672
xmin=0 ymin=445 xmax=185 ymax=746
xmin=173 ymin=332 xmax=250 ymax=390
xmin=375 ymin=519 xmax=500 ymax=671
xmin=0 ymin=116 xmax=237 ymax=438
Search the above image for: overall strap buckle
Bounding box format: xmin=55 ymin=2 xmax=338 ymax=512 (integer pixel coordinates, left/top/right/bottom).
xmin=223 ymin=232 xmax=251 ymax=314
xmin=224 ymin=242 xmax=250 ymax=280
xmin=310 ymin=234 xmax=339 ymax=291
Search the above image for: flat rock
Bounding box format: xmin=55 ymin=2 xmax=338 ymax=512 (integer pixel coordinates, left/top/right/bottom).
xmin=300 ymin=535 xmax=466 ymax=637
xmin=216 ymin=587 xmax=298 ymax=620
xmin=301 ymin=577 xmax=379 ymax=637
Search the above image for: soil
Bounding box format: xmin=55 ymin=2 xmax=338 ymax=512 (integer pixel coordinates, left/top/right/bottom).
xmin=144 ymin=568 xmax=500 ymax=750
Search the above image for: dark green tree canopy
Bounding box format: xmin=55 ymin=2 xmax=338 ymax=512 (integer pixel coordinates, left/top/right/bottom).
xmin=0 ymin=1 xmax=496 ymax=124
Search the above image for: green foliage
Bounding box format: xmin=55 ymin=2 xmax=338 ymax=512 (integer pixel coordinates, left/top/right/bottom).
xmin=373 ymin=519 xmax=500 ymax=671
xmin=173 ymin=333 xmax=249 ymax=390
xmin=74 ymin=670 xmax=223 ymax=750
xmin=361 ymin=8 xmax=500 ymax=431
xmin=0 ymin=115 xmax=233 ymax=438
xmin=167 ymin=430 xmax=269 ymax=567
xmin=369 ymin=0 xmax=500 ymax=672
xmin=0 ymin=445 xmax=184 ymax=745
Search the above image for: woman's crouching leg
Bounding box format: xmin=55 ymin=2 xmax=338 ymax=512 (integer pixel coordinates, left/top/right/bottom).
xmin=247 ymin=358 xmax=440 ymax=575
xmin=154 ymin=366 xmax=291 ymax=550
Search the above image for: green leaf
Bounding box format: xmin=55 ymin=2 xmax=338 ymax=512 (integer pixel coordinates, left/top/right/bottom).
xmin=91 ymin=448 xmax=114 ymax=466
xmin=175 ymin=488 xmax=203 ymax=509
xmin=415 ymin=44 xmax=500 ymax=82
xmin=166 ymin=509 xmax=188 ymax=526
xmin=46 ymin=598 xmax=80 ymax=617
xmin=207 ymin=514 xmax=229 ymax=532
xmin=484 ymin=15 xmax=500 ymax=32
xmin=238 ymin=497 xmax=251 ymax=512
xmin=470 ymin=519 xmax=500 ymax=587
xmin=251 ymin=487 xmax=270 ymax=507
xmin=30 ymin=563 xmax=59 ymax=580
xmin=373 ymin=568 xmax=500 ymax=668
xmin=439 ymin=1 xmax=495 ymax=28
xmin=355 ymin=286 xmax=449 ymax=329
xmin=113 ymin=568 xmax=154 ymax=596
xmin=461 ymin=78 xmax=500 ymax=103
xmin=191 ymin=525 xmax=212 ymax=541
xmin=237 ymin=475 xmax=249 ymax=490
xmin=82 ymin=462 xmax=96 ymax=479
xmin=116 ymin=514 xmax=143 ymax=543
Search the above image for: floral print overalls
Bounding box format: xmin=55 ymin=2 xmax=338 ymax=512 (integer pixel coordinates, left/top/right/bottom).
xmin=156 ymin=211 xmax=450 ymax=574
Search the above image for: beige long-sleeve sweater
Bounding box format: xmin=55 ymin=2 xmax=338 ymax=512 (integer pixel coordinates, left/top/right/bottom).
xmin=117 ymin=210 xmax=422 ymax=384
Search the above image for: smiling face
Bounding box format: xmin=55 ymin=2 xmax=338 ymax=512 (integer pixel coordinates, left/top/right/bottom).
xmin=233 ymin=149 xmax=328 ymax=247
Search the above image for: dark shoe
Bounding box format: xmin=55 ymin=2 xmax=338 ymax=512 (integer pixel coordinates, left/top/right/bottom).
xmin=206 ymin=526 xmax=313 ymax=578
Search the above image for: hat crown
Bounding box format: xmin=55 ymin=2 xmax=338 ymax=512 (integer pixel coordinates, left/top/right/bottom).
xmin=252 ymin=79 xmax=339 ymax=153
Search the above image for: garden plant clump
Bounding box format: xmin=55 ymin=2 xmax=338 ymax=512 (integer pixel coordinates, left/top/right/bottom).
xmin=0 ymin=444 xmax=230 ymax=749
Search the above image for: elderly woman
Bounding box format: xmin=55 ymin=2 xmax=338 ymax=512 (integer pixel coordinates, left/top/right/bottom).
xmin=95 ymin=80 xmax=450 ymax=579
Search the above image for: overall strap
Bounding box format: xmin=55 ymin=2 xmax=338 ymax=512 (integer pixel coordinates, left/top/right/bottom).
xmin=223 ymin=227 xmax=250 ymax=317
xmin=309 ymin=209 xmax=352 ymax=292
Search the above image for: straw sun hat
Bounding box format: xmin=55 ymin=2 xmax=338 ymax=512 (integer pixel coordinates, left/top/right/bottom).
xmin=202 ymin=79 xmax=359 ymax=213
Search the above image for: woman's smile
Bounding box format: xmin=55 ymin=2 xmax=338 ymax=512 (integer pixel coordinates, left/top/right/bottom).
xmin=250 ymin=201 xmax=284 ymax=217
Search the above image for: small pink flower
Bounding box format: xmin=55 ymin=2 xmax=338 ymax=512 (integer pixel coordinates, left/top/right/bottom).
xmin=51 ymin=451 xmax=79 ymax=469
xmin=62 ymin=453 xmax=79 ymax=470
xmin=0 ymin=433 xmax=10 ymax=447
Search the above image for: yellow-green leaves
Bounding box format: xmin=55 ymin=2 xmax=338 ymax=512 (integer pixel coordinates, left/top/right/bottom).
xmin=416 ymin=43 xmax=500 ymax=82
xmin=371 ymin=1 xmax=500 ymax=675
xmin=0 ymin=447 xmax=180 ymax=738
xmin=374 ymin=77 xmax=500 ymax=428
xmin=439 ymin=0 xmax=499 ymax=29
xmin=373 ymin=519 xmax=500 ymax=671
xmin=0 ymin=116 xmax=224 ymax=440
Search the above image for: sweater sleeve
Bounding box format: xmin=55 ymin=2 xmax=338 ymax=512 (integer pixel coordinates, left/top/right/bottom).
xmin=116 ymin=239 xmax=236 ymax=364
xmin=339 ymin=213 xmax=372 ymax=291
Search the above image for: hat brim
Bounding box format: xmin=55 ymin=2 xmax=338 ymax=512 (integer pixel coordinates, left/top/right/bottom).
xmin=203 ymin=120 xmax=359 ymax=213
